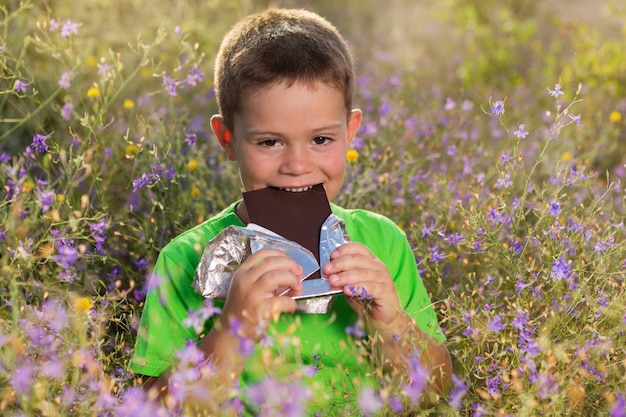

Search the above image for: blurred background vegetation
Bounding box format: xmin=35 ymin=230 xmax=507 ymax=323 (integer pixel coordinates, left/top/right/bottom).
xmin=3 ymin=0 xmax=625 ymax=165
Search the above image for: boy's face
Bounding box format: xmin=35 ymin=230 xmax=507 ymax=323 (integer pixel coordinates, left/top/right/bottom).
xmin=212 ymin=80 xmax=362 ymax=204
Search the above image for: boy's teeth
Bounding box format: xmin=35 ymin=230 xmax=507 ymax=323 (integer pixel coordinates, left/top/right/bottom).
xmin=281 ymin=186 xmax=312 ymax=192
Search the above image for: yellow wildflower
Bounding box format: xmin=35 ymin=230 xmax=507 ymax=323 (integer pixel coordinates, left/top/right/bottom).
xmin=123 ymin=99 xmax=135 ymax=109
xmin=561 ymin=151 xmax=573 ymax=162
xmin=346 ymin=149 xmax=359 ymax=163
xmin=610 ymin=111 xmax=622 ymax=123
xmin=191 ymin=186 xmax=201 ymax=198
xmin=21 ymin=181 xmax=33 ymax=193
xmin=140 ymin=67 xmax=153 ymax=78
xmin=86 ymin=56 xmax=98 ymax=67
xmin=87 ymin=86 xmax=100 ymax=98
xmin=188 ymin=160 xmax=199 ymax=171
xmin=125 ymin=144 xmax=139 ymax=158
xmin=75 ymin=297 xmax=93 ymax=313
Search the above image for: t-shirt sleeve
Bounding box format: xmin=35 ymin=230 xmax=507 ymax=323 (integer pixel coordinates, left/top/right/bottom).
xmin=130 ymin=249 xmax=205 ymax=377
xmin=343 ymin=209 xmax=446 ymax=342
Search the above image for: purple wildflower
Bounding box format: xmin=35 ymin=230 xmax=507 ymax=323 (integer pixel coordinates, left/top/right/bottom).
xmin=513 ymin=123 xmax=529 ymax=139
xmin=569 ymin=113 xmax=582 ymax=126
xmin=593 ymin=236 xmax=615 ymax=255
xmin=98 ymin=63 xmax=113 ymax=77
xmin=462 ymin=99 xmax=473 ymax=111
xmin=185 ymin=132 xmax=197 ymax=146
xmin=548 ymin=199 xmax=561 ymax=217
xmin=61 ymin=102 xmax=74 ymax=121
xmin=31 ymin=132 xmax=53 ymax=153
xmin=550 ymin=256 xmax=572 ymax=281
xmin=462 ymin=326 xmax=474 ymax=337
xmin=162 ymin=74 xmax=179 ymax=96
xmin=134 ymin=257 xmax=150 ymax=271
xmin=389 ymin=395 xmax=404 ymax=412
xmin=378 ymin=102 xmax=391 ymax=116
xmin=429 ymin=248 xmax=445 ymax=263
xmin=247 ymin=376 xmax=312 ymax=417
xmin=88 ymin=218 xmax=107 ymax=251
xmin=49 ymin=19 xmax=60 ymax=31
xmin=58 ymin=71 xmax=73 ymax=88
xmin=165 ymin=165 xmax=176 ymax=180
xmin=444 ymin=97 xmax=456 ymax=111
xmin=449 ymin=374 xmax=469 ymax=409
xmin=132 ymin=171 xmax=159 ymax=191
xmin=40 ymin=299 xmax=69 ymax=332
xmin=486 ymin=375 xmax=502 ymax=397
xmin=14 ymin=79 xmax=30 ymax=93
xmin=548 ymin=84 xmax=564 ymax=97
xmin=496 ymin=173 xmax=513 ymax=189
xmin=57 ymin=269 xmax=76 ymax=283
xmin=403 ymin=353 xmax=428 ymax=406
xmin=358 ymin=387 xmax=384 ymax=417
xmin=511 ymin=311 xmax=529 ymax=331
xmin=54 ymin=240 xmax=78 ymax=269
xmin=183 ymin=299 xmax=222 ymax=333
xmin=39 ymin=189 xmax=55 ymax=212
xmin=612 ymin=392 xmax=626 ymax=417
xmin=10 ymin=363 xmax=34 ymax=396
xmin=228 ymin=318 xmax=255 ymax=357
xmin=491 ymin=99 xmax=505 ymax=116
xmin=488 ymin=315 xmax=505 ymax=333
xmin=168 ymin=342 xmax=215 ymax=403
xmin=186 ymin=64 xmax=204 ymax=86
xmin=347 ymin=284 xmax=373 ymax=301
xmin=345 ymin=321 xmax=365 ymax=339
xmin=61 ymin=19 xmax=82 ymax=37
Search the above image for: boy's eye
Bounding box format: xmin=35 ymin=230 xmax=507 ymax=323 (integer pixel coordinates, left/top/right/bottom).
xmin=259 ymin=139 xmax=281 ymax=147
xmin=312 ymin=136 xmax=332 ymax=145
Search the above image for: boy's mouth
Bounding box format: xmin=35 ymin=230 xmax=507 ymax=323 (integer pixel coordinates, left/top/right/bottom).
xmin=278 ymin=186 xmax=314 ymax=193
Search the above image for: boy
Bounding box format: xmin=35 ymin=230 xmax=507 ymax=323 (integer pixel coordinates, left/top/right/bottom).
xmin=132 ymin=8 xmax=452 ymax=414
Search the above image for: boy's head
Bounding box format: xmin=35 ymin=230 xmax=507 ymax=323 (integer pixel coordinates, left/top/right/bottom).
xmin=213 ymin=8 xmax=356 ymax=132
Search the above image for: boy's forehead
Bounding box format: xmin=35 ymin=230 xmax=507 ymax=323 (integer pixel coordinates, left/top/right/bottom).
xmin=238 ymin=79 xmax=345 ymax=109
xmin=232 ymin=80 xmax=348 ymax=131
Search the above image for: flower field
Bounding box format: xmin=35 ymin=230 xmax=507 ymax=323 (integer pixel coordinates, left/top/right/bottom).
xmin=1 ymin=0 xmax=625 ymax=415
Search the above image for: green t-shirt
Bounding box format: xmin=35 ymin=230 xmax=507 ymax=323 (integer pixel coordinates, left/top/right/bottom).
xmin=131 ymin=201 xmax=444 ymax=413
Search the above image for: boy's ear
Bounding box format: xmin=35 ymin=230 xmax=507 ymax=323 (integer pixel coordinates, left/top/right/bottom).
xmin=346 ymin=109 xmax=363 ymax=144
xmin=210 ymin=115 xmax=237 ymax=161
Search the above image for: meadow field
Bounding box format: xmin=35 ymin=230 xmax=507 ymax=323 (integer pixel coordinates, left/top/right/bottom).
xmin=1 ymin=0 xmax=626 ymax=415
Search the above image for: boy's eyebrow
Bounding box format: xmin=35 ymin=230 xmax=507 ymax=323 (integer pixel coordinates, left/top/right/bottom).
xmin=246 ymin=122 xmax=344 ymax=136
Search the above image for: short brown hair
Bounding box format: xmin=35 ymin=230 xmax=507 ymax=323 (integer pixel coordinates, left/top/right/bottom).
xmin=213 ymin=8 xmax=356 ymax=131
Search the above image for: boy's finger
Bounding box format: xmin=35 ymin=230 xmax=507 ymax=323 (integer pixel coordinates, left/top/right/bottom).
xmin=257 ymin=296 xmax=298 ymax=322
xmin=244 ymin=253 xmax=304 ymax=279
xmin=255 ymin=269 xmax=303 ymax=295
xmin=324 ymin=253 xmax=385 ymax=277
xmin=330 ymin=242 xmax=373 ymax=258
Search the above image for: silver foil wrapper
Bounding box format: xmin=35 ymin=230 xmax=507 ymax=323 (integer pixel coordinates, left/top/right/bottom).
xmin=193 ymin=214 xmax=350 ymax=314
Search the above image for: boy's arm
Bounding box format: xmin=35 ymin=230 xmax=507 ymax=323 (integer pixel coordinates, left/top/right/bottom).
xmin=140 ymin=323 xmax=248 ymax=404
xmin=140 ymin=249 xmax=304 ymax=404
xmin=323 ymin=242 xmax=452 ymax=402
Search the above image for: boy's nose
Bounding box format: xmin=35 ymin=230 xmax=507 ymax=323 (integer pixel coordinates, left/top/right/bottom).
xmin=280 ymin=146 xmax=314 ymax=175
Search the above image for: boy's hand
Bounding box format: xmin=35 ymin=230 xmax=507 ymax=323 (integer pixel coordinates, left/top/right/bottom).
xmin=220 ymin=249 xmax=303 ymax=341
xmin=322 ymin=243 xmax=404 ymax=335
